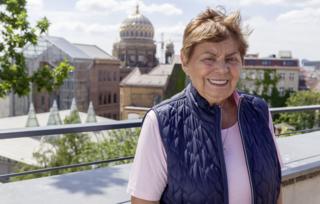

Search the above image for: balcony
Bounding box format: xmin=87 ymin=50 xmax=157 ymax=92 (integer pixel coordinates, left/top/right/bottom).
xmin=0 ymin=105 xmax=320 ymax=204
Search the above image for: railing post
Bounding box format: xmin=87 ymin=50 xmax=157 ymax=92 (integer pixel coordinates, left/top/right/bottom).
xmin=314 ymin=110 xmax=320 ymax=128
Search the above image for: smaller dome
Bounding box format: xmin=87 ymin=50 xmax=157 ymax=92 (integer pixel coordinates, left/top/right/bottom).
xmin=166 ymin=41 xmax=174 ymax=49
xmin=119 ymin=5 xmax=154 ymax=41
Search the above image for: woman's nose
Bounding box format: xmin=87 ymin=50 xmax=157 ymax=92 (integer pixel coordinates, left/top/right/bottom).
xmin=213 ymin=61 xmax=229 ymax=73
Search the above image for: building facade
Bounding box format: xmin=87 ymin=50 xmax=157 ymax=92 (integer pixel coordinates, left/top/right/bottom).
xmin=241 ymin=51 xmax=300 ymax=96
xmin=120 ymin=62 xmax=186 ymax=119
xmin=24 ymin=36 xmax=121 ymax=119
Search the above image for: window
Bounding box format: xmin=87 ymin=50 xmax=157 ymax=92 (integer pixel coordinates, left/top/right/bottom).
xmin=279 ymin=87 xmax=285 ymax=96
xmin=138 ymin=55 xmax=145 ymax=62
xmin=113 ymin=93 xmax=117 ymax=103
xmin=258 ymin=71 xmax=264 ymax=80
xmin=261 ymin=60 xmax=271 ymax=66
xmin=41 ymin=96 xmax=45 ymax=106
xmin=113 ymin=72 xmax=117 ymax=81
xmin=240 ymin=72 xmax=246 ymax=79
xmin=270 ymin=73 xmax=274 ymax=80
xmin=289 ymin=73 xmax=295 ymax=81
xmin=104 ymin=94 xmax=107 ymax=104
xmin=99 ymin=94 xmax=103 ymax=105
xmin=130 ymin=55 xmax=135 ymax=62
xmin=108 ymin=93 xmax=111 ymax=104
xmin=279 ymin=73 xmax=285 ymax=80
xmin=103 ymin=71 xmax=106 ymax=81
xmin=98 ymin=71 xmax=102 ymax=81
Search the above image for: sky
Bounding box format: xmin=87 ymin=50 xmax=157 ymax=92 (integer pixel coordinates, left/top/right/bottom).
xmin=26 ymin=0 xmax=320 ymax=61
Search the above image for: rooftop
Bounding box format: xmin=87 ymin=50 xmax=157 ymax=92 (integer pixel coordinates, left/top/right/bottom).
xmin=120 ymin=64 xmax=174 ymax=87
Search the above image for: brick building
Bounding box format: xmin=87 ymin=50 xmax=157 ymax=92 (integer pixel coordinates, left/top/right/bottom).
xmin=24 ymin=36 xmax=121 ymax=119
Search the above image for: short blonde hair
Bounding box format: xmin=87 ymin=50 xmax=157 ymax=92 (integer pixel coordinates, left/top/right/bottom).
xmin=181 ymin=8 xmax=249 ymax=63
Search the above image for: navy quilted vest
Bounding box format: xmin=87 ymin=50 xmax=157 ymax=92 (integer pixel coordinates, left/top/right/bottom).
xmin=152 ymin=84 xmax=281 ymax=204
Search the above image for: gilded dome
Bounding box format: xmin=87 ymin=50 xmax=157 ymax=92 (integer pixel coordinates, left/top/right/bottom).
xmin=119 ymin=5 xmax=154 ymax=41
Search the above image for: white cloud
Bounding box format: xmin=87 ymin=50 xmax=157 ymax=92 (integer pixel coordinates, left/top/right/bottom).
xmin=75 ymin=0 xmax=182 ymax=15
xmin=277 ymin=7 xmax=320 ymax=24
xmin=237 ymin=0 xmax=284 ymax=5
xmin=141 ymin=3 xmax=183 ymax=15
xmin=75 ymin=0 xmax=122 ymax=13
xmin=27 ymin=0 xmax=44 ymax=11
xmin=245 ymin=14 xmax=320 ymax=59
xmin=156 ymin=23 xmax=186 ymax=35
xmin=206 ymin=0 xmax=320 ymax=7
xmin=51 ymin=21 xmax=119 ymax=34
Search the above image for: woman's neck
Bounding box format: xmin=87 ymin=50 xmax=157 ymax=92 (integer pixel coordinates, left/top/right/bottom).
xmin=220 ymin=96 xmax=238 ymax=129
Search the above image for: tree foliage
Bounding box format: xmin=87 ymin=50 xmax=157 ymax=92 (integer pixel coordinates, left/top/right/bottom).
xmin=276 ymin=91 xmax=320 ymax=130
xmin=238 ymin=70 xmax=292 ymax=107
xmin=11 ymin=112 xmax=140 ymax=181
xmin=0 ymin=0 xmax=73 ymax=97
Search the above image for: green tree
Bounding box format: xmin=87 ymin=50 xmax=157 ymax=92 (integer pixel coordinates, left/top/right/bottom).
xmin=0 ymin=0 xmax=73 ymax=97
xmin=11 ymin=113 xmax=140 ymax=181
xmin=238 ymin=70 xmax=292 ymax=107
xmin=277 ymin=91 xmax=320 ymax=130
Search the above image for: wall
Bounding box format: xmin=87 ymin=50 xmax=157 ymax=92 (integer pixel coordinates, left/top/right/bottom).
xmin=120 ymin=86 xmax=163 ymax=119
xmin=282 ymin=165 xmax=320 ymax=204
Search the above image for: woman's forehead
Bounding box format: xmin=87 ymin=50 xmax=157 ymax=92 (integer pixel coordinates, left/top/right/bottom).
xmin=193 ymin=40 xmax=240 ymax=56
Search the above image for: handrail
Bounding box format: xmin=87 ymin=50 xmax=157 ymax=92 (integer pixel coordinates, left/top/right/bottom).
xmin=270 ymin=105 xmax=320 ymax=114
xmin=0 ymin=156 xmax=134 ymax=181
xmin=0 ymin=105 xmax=319 ymax=140
xmin=0 ymin=119 xmax=142 ymax=139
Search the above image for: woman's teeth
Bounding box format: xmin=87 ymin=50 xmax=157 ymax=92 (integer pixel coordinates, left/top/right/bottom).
xmin=208 ymin=79 xmax=228 ymax=86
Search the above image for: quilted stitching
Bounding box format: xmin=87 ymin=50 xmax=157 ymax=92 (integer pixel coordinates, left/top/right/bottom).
xmin=152 ymin=85 xmax=281 ymax=204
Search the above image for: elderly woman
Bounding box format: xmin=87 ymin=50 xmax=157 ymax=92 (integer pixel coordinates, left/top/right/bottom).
xmin=127 ymin=8 xmax=283 ymax=204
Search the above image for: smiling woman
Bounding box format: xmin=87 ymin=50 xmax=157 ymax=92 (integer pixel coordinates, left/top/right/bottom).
xmin=128 ymin=7 xmax=283 ymax=204
xmin=181 ymin=39 xmax=241 ymax=106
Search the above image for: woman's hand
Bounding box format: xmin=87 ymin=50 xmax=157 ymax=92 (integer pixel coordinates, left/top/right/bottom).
xmin=131 ymin=196 xmax=159 ymax=204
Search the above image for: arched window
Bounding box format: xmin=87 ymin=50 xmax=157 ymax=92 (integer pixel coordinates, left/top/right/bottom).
xmin=103 ymin=94 xmax=107 ymax=104
xmin=99 ymin=94 xmax=102 ymax=105
xmin=113 ymin=93 xmax=117 ymax=103
xmin=108 ymin=93 xmax=111 ymax=103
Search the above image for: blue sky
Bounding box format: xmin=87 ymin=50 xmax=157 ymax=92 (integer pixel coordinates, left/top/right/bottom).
xmin=26 ymin=0 xmax=320 ymax=60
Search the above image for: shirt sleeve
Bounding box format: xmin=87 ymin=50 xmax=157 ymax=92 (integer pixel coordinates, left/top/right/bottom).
xmin=268 ymin=111 xmax=284 ymax=169
xmin=127 ymin=110 xmax=168 ymax=201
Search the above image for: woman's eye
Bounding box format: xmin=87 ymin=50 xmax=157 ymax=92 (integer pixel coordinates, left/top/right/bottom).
xmin=226 ymin=57 xmax=238 ymax=63
xmin=202 ymin=58 xmax=215 ymax=63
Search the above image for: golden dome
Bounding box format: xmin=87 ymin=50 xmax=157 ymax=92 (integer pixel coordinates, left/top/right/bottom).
xmin=119 ymin=5 xmax=154 ymax=41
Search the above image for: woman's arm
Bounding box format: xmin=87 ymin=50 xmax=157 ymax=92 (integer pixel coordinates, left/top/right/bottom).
xmin=131 ymin=196 xmax=159 ymax=204
xmin=127 ymin=111 xmax=167 ymax=202
xmin=277 ymin=187 xmax=283 ymax=204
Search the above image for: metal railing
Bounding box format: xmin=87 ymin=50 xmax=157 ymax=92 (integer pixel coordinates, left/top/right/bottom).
xmin=0 ymin=105 xmax=319 ymax=181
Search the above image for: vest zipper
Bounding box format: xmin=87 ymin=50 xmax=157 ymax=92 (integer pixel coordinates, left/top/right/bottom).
xmin=237 ymin=97 xmax=254 ymax=204
xmin=218 ymin=107 xmax=229 ymax=204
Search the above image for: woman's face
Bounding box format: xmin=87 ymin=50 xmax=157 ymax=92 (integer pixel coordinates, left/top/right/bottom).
xmin=182 ymin=38 xmax=242 ymax=105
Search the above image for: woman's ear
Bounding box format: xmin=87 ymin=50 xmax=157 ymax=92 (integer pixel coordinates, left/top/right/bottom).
xmin=180 ymin=54 xmax=189 ymax=75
